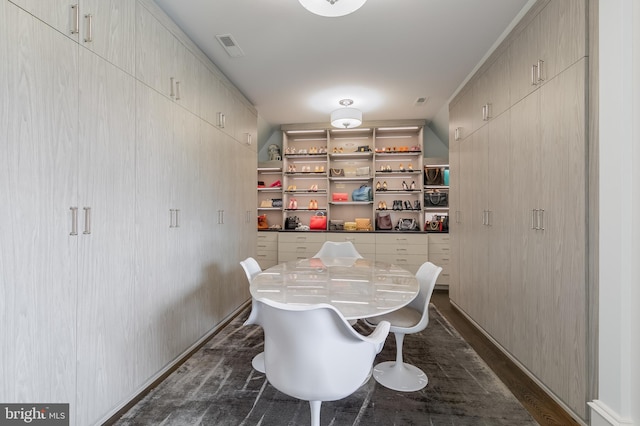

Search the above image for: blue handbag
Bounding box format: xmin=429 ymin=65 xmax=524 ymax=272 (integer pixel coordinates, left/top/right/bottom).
xmin=352 ymin=185 xmax=372 ymax=202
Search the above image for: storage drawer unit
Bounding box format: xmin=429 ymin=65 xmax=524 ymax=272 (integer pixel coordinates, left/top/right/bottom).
xmin=428 ymin=234 xmax=450 ymax=287
xmin=278 ymin=232 xmax=326 ymax=261
xmin=374 ymin=234 xmax=428 ymax=274
xmin=327 ymin=233 xmax=376 ymax=256
xmin=256 ymin=232 xmax=279 ymax=269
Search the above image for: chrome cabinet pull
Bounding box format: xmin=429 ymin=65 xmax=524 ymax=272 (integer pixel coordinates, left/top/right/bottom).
xmin=175 ymin=81 xmax=181 ymax=101
xmin=217 ymin=112 xmax=225 ymax=128
xmin=481 ymin=105 xmax=487 ymax=121
xmin=537 ymin=60 xmax=544 ymax=83
xmin=539 ymin=209 xmax=545 ymax=230
xmin=71 ymin=4 xmax=79 ymax=34
xmin=84 ymin=14 xmax=93 ymax=42
xmin=83 ymin=207 xmax=91 ymax=234
xmin=170 ymin=77 xmax=175 ymax=98
xmin=454 ymin=127 xmax=459 ymax=141
xmin=531 ymin=209 xmax=537 ymax=230
xmin=485 ymin=103 xmax=491 ymax=120
xmin=70 ymin=207 xmax=78 ymax=236
xmin=175 ymin=209 xmax=180 ymax=228
xmin=487 ymin=210 xmax=492 ymax=227
xmin=531 ymin=65 xmax=538 ymax=86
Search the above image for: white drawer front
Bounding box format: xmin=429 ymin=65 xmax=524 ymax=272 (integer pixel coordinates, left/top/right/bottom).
xmin=279 ymin=251 xmax=316 ymax=262
xmin=428 ymin=253 xmax=450 ymax=266
xmin=375 ymin=254 xmax=427 ymax=274
xmin=257 ymin=232 xmax=279 ymax=243
xmin=257 ymin=241 xmax=278 ymax=252
xmin=376 ymin=234 xmax=427 ymax=246
xmin=278 ymin=242 xmax=325 ymax=255
xmin=376 ymin=243 xmax=427 ymax=256
xmin=255 ymin=251 xmax=277 ymax=262
xmin=428 ymin=233 xmax=450 ymax=244
xmin=327 ymin=233 xmax=376 ymax=245
xmin=278 ymin=232 xmax=326 ymax=244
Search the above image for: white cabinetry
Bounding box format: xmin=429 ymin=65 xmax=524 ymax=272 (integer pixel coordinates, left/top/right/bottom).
xmin=0 ymin=2 xmax=78 ymax=409
xmin=278 ymin=233 xmax=326 ymax=261
xmin=428 ymin=234 xmax=450 ymax=287
xmin=375 ymin=234 xmax=428 ymax=275
xmin=256 ymin=232 xmax=279 ymax=269
xmin=10 ymin=0 xmax=135 ymax=74
xmin=448 ymin=0 xmax=588 ymax=420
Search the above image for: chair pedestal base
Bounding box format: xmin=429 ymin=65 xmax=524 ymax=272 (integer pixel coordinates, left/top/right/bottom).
xmin=252 ymin=352 xmax=265 ymax=373
xmin=373 ymin=361 xmax=428 ymax=391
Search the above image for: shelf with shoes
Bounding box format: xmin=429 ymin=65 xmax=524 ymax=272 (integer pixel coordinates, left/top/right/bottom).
xmin=422 ymin=161 xmax=449 ymax=234
xmin=279 ymin=121 xmax=427 ymax=232
xmin=257 ymin=166 xmax=284 ymax=231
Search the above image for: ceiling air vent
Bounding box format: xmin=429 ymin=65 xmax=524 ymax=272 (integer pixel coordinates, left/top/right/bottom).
xmin=216 ymin=34 xmax=245 ymax=58
xmin=415 ymin=96 xmax=429 ymax=106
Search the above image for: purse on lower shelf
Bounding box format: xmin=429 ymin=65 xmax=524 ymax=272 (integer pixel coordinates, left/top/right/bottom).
xmin=330 ymin=168 xmax=345 ymax=177
xmin=424 ymin=190 xmax=448 ymax=207
xmin=344 ymin=221 xmax=357 ymax=231
xmin=309 ymin=212 xmax=327 ymax=230
xmin=329 ymin=220 xmax=344 ymax=231
xmin=260 ymin=199 xmax=273 ymax=208
xmin=285 ymin=216 xmax=299 ymax=230
xmin=258 ymin=214 xmax=269 ymax=230
xmin=376 ymin=212 xmax=393 ymax=230
xmin=396 ymin=218 xmax=419 ymax=231
xmin=355 ymin=218 xmax=372 ymax=231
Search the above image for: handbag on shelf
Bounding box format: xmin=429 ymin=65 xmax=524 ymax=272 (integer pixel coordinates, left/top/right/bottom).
xmin=258 ymin=214 xmax=269 ymax=230
xmin=355 ymin=218 xmax=372 ymax=231
xmin=330 ymin=168 xmax=345 ymax=177
xmin=271 ymin=198 xmax=283 ymax=208
xmin=424 ymin=167 xmax=444 ymax=185
xmin=426 ymin=215 xmax=449 ymax=232
xmin=329 ymin=220 xmax=344 ymax=231
xmin=351 ymin=185 xmax=372 ymax=202
xmin=376 ymin=212 xmax=393 ymax=230
xmin=396 ymin=218 xmax=419 ymax=231
xmin=310 ymin=212 xmax=327 ymax=230
xmin=356 ymin=145 xmax=371 ymax=152
xmin=332 ymin=192 xmax=348 ymax=202
xmin=260 ymin=199 xmax=273 ymax=208
xmin=424 ymin=190 xmax=448 ymax=207
xmin=285 ymin=216 xmax=299 ymax=230
xmin=344 ymin=221 xmax=357 ymax=231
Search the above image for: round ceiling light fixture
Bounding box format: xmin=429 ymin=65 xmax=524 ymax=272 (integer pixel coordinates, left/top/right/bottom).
xmin=298 ymin=0 xmax=367 ymax=18
xmin=331 ymin=99 xmax=362 ymax=129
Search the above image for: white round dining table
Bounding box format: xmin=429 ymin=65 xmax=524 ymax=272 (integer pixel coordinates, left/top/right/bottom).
xmin=250 ymin=257 xmax=419 ymax=320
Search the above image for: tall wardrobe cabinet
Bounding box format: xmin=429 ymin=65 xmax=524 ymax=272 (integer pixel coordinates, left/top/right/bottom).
xmin=449 ymin=0 xmax=589 ymax=422
xmin=1 ymin=1 xmax=257 ymax=425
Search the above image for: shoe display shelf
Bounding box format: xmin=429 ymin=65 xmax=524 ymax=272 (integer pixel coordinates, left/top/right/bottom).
xmin=279 ymin=121 xmax=428 ymax=232
xmin=257 ymin=166 xmax=284 ymax=231
xmin=282 ymin=130 xmax=329 ymax=230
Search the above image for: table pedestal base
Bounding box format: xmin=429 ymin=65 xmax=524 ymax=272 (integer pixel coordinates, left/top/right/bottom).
xmin=373 ymin=361 xmax=428 ymax=391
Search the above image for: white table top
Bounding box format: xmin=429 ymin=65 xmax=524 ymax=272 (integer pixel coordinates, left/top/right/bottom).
xmin=250 ymin=257 xmax=419 ymax=320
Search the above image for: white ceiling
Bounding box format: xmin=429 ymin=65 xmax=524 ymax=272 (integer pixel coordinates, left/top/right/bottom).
xmin=153 ymin=0 xmax=531 ymax=132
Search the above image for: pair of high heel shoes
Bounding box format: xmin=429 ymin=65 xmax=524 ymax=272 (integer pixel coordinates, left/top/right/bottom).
xmin=391 ymin=200 xmax=421 ymax=211
xmin=288 ymin=198 xmax=298 ymax=210
xmin=377 ymin=201 xmax=388 ymax=210
xmin=308 ymin=200 xmax=319 ymax=210
xmin=375 ymin=181 xmax=388 ymax=191
xmin=401 ymin=181 xmax=417 ymax=190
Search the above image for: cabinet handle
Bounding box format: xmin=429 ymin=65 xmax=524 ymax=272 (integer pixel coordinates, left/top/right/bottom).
xmin=531 ymin=209 xmax=538 ymax=230
xmin=220 ymin=209 xmax=224 ymax=224
xmin=454 ymin=127 xmax=459 ymax=141
xmin=481 ymin=105 xmax=487 ymax=121
xmin=84 ymin=14 xmax=93 ymax=43
xmin=485 ymin=103 xmax=491 ymax=120
xmin=539 ymin=209 xmax=545 ymax=231
xmin=488 ymin=210 xmax=492 ymax=227
xmin=175 ymin=209 xmax=180 ymax=228
xmin=70 ymin=207 xmax=78 ymax=236
xmin=169 ymin=209 xmax=174 ymax=228
xmin=531 ymin=65 xmax=538 ymax=86
xmin=170 ymin=77 xmax=175 ymax=98
xmin=246 ymin=133 xmax=252 ymax=145
xmin=537 ymin=60 xmax=544 ymax=83
xmin=217 ymin=112 xmax=225 ymax=128
xmin=83 ymin=207 xmax=91 ymax=234
xmin=71 ymin=4 xmax=79 ymax=34
xmin=175 ymin=81 xmax=181 ymax=101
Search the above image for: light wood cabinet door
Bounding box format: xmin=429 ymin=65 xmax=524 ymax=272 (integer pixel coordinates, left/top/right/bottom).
xmin=79 ymin=0 xmax=135 ymax=75
xmin=456 ymin=135 xmax=474 ymax=310
xmin=538 ymin=59 xmax=587 ymax=417
xmin=9 ymin=0 xmax=78 ymax=40
xmin=537 ymin=0 xmax=586 ymax=85
xmin=509 ymin=11 xmax=540 ymax=105
xmin=0 ymin=1 xmax=79 ymax=407
xmin=448 ymin=137 xmax=461 ymax=301
xmin=76 ymin=49 xmax=136 ymax=426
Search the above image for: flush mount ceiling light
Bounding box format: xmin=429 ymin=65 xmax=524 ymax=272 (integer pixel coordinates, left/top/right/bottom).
xmin=298 ymin=0 xmax=367 ymax=17
xmin=331 ymin=99 xmax=362 ymax=129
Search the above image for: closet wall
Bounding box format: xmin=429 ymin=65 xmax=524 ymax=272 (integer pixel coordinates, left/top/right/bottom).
xmin=0 ymin=1 xmax=257 ymax=424
xmin=449 ymin=0 xmax=589 ymax=421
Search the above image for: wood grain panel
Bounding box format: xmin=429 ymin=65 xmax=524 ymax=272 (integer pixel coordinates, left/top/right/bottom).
xmin=1 ymin=1 xmax=79 ymax=407
xmin=8 ymin=0 xmax=78 ymax=41
xmin=81 ymin=0 xmax=136 ymax=76
xmin=76 ymin=49 xmax=137 ymax=426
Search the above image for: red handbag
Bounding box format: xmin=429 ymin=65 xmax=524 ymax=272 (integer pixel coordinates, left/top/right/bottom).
xmin=310 ymin=212 xmax=327 ymax=230
xmin=332 ymin=193 xmax=348 ymax=202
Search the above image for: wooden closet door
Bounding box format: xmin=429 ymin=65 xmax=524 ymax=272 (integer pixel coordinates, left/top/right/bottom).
xmin=538 ymin=58 xmax=587 ymax=418
xmin=8 ymin=0 xmax=78 ymax=40
xmin=76 ymin=49 xmax=137 ymax=426
xmin=0 ymin=1 xmax=79 ymax=407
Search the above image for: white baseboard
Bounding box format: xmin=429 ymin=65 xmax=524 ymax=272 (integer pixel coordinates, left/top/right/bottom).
xmin=589 ymin=400 xmax=635 ymax=426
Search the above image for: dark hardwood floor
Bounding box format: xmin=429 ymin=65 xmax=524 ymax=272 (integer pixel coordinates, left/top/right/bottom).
xmin=430 ymin=290 xmax=581 ymax=426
